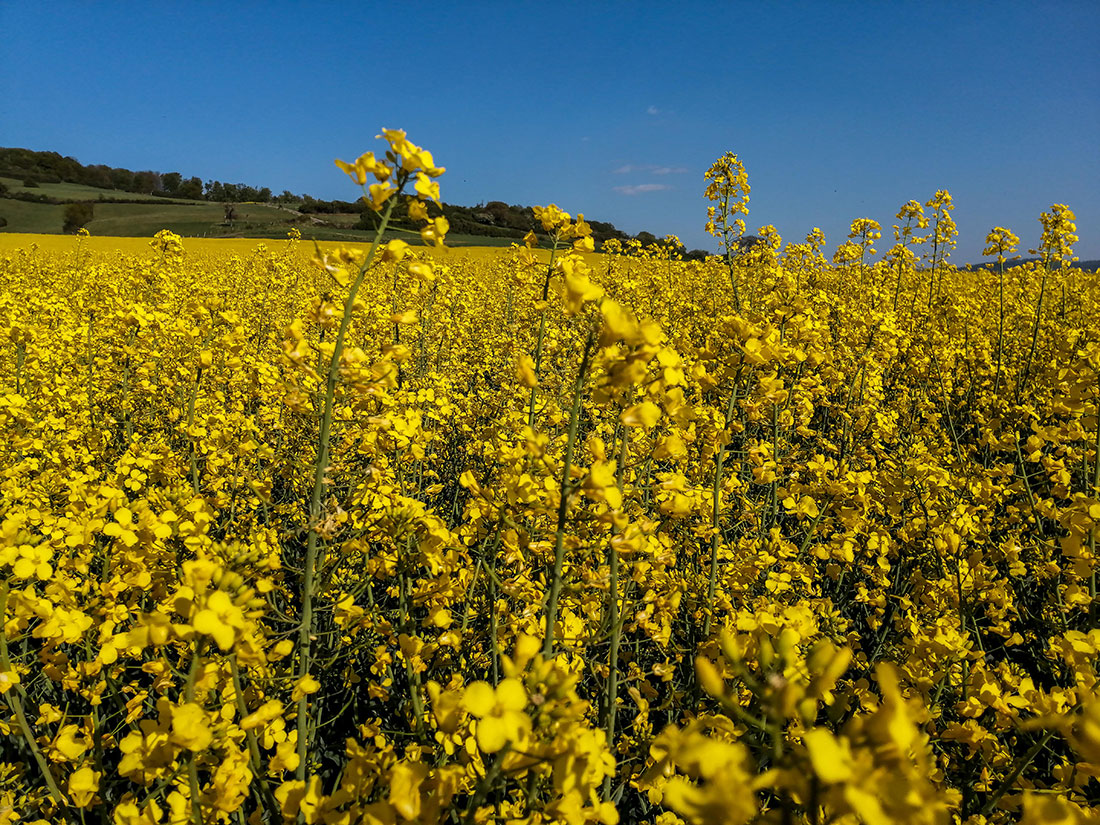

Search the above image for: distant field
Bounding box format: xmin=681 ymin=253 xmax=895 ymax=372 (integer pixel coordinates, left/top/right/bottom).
xmin=0 ymin=200 xmax=534 ymax=248
xmin=0 ymin=199 xmax=65 ymax=234
xmin=86 ymin=201 xmax=294 ymax=237
xmin=0 ymin=176 xmax=205 ymax=203
xmin=0 ymin=197 xmax=300 ymax=239
xmin=1 ymin=178 xmax=534 ymax=247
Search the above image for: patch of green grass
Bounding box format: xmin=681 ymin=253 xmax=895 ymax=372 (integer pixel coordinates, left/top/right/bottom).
xmin=83 ymin=202 xmax=294 ymax=237
xmin=0 ymin=177 xmax=205 ymax=203
xmin=0 ymin=199 xmax=65 ymax=233
xmin=0 ymin=194 xmax=523 ymax=249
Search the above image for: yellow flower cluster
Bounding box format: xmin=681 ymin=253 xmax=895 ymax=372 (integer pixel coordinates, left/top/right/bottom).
xmin=0 ymin=134 xmax=1097 ymax=824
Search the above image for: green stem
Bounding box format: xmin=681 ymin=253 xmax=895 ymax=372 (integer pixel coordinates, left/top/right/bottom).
xmin=543 ymin=330 xmax=595 ymax=656
xmin=186 ymin=365 xmax=204 ymax=493
xmin=994 ymin=257 xmax=1006 ymax=394
xmin=296 ymin=195 xmax=398 ymax=781
xmin=1017 ymin=256 xmax=1050 ymax=403
xmin=725 ymin=227 xmax=742 ymax=312
xmin=704 ymin=383 xmax=740 ymax=638
xmin=463 ymin=744 xmax=511 ymax=825
xmin=184 ymin=650 xmax=206 ymax=825
xmin=979 ymin=729 xmax=1055 ymax=816
xmin=0 ymin=583 xmax=69 ymax=813
xmin=398 ymin=566 xmax=427 ymax=739
xmin=526 ymin=241 xmax=559 ymax=428
xmin=602 ymin=431 xmax=628 ymax=799
xmin=1090 ymin=392 xmax=1100 ymax=602
xmin=229 ymin=656 xmax=280 ymax=819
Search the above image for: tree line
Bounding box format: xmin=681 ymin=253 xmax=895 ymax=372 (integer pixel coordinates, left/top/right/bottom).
xmin=0 ymin=147 xmax=284 ymax=203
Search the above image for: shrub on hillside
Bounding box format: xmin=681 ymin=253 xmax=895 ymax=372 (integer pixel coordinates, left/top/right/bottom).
xmin=62 ymin=202 xmax=94 ymax=233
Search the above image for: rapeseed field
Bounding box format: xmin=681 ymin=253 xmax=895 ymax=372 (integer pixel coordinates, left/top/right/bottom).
xmin=1 ymin=130 xmax=1097 ymax=824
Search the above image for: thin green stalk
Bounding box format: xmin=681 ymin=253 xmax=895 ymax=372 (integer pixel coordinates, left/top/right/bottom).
xmin=86 ymin=310 xmax=97 ymax=429
xmin=1091 ymin=394 xmax=1100 ymax=601
xmin=892 ymin=256 xmax=904 ymax=314
xmin=725 ymin=237 xmax=742 ymax=312
xmin=121 ymin=327 xmax=136 ymax=442
xmin=184 ymin=649 xmax=205 ymax=825
xmin=994 ymin=257 xmax=1006 ymax=394
xmin=229 ymin=656 xmax=280 ymax=819
xmin=0 ymin=583 xmax=69 ymax=813
xmin=14 ymin=343 xmax=26 ymax=396
xmin=185 ymin=365 xmax=205 ymax=492
xmin=526 ymin=240 xmax=560 ymax=428
xmin=927 ymin=235 xmax=941 ymax=311
xmin=398 ymin=566 xmax=427 ymax=739
xmin=417 ymin=279 xmax=439 ymax=377
xmin=798 ymin=497 xmax=833 ymax=556
xmin=296 ymin=195 xmax=398 ymax=781
xmin=1018 ymin=256 xmax=1051 ymax=402
xmin=463 ymin=744 xmax=511 ymax=825
xmin=704 ymin=383 xmax=740 ymax=638
xmin=979 ymin=729 xmax=1055 ymax=816
xmin=543 ymin=330 xmax=595 ymax=656
xmin=602 ymin=431 xmax=628 ymax=800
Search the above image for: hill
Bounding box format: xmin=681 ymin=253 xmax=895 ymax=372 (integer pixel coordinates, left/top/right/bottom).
xmin=0 ymin=147 xmax=688 ymax=252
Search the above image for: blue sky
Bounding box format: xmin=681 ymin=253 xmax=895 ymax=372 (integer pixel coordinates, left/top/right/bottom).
xmin=2 ymin=1 xmax=1097 ymax=260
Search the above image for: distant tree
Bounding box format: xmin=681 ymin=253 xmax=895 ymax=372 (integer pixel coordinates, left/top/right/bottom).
xmin=109 ymin=168 xmax=134 ymax=191
xmin=635 ymin=231 xmax=658 ymax=246
xmin=63 ymin=202 xmax=94 ymax=233
xmin=161 ymin=172 xmax=182 ymax=195
xmin=0 ymin=181 xmax=8 ymax=196
xmin=55 ymin=155 xmax=82 ymax=183
xmin=86 ymin=165 xmax=113 ymax=189
xmin=0 ymin=216 xmax=8 ymax=228
xmin=258 ymin=187 xmax=272 ymax=202
xmin=179 ymin=176 xmax=204 ymax=199
xmin=23 ymin=178 xmax=39 ymax=188
xmin=223 ymin=203 xmax=237 ymax=222
xmin=133 ymin=171 xmax=159 ymax=194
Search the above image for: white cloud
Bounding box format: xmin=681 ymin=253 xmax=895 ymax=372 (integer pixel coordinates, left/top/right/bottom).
xmin=647 ymin=105 xmax=660 ymax=115
xmin=613 ymin=183 xmax=672 ymax=196
xmin=612 ymin=164 xmax=688 ymax=175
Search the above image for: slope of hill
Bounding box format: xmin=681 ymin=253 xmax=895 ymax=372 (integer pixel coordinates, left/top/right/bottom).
xmin=0 ymin=147 xmax=668 ymax=250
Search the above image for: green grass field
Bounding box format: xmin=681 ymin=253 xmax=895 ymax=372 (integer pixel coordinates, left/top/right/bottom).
xmin=1 ymin=176 xmax=532 ymax=248
xmin=1 ymin=190 xmax=530 ymax=247
xmin=85 ymin=202 xmax=293 ymax=237
xmin=0 ymin=199 xmax=66 ymax=234
xmin=0 ymin=176 xmax=206 ymax=203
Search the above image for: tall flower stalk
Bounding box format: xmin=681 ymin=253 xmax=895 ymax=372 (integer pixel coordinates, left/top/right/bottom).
xmin=704 ymin=152 xmax=751 ymax=312
xmin=890 ymin=200 xmax=926 ymax=313
xmin=1017 ymin=205 xmax=1077 ymax=402
xmin=982 ymin=227 xmax=1019 ymax=395
xmin=296 ymin=130 xmax=446 ymax=779
xmin=923 ymin=190 xmax=957 ymax=311
xmin=526 ymin=208 xmax=594 ymax=428
xmin=542 ymin=330 xmax=595 ymax=656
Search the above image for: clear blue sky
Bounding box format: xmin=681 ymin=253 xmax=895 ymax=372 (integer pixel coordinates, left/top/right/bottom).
xmin=2 ymin=1 xmax=1097 ymax=261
